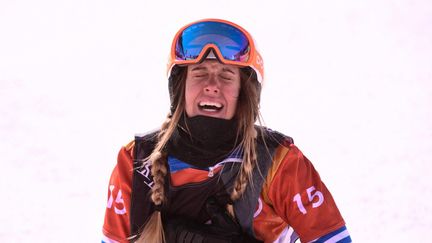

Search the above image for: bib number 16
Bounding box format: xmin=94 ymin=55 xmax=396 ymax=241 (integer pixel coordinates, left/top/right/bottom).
xmin=293 ymin=186 xmax=324 ymax=214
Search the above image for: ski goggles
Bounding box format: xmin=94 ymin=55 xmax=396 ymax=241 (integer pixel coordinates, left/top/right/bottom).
xmin=167 ymin=19 xmax=264 ymax=82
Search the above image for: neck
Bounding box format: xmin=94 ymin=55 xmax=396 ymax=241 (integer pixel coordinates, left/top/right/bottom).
xmin=166 ymin=114 xmax=241 ymax=168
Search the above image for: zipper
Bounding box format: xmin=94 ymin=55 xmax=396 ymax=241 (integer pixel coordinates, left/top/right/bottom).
xmin=208 ymin=167 xmax=215 ymax=177
xmin=207 ymin=158 xmax=242 ymax=178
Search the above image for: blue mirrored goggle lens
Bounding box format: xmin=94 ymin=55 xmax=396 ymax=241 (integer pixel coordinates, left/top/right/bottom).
xmin=175 ymin=21 xmax=250 ymax=62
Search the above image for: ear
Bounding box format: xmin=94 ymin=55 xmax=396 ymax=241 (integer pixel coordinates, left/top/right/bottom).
xmin=168 ymin=66 xmax=187 ymax=114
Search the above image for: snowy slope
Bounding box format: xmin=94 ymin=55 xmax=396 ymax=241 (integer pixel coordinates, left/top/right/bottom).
xmin=0 ymin=0 xmax=431 ymax=242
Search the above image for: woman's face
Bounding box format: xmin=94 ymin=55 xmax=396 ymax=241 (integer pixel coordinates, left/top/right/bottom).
xmin=185 ymin=60 xmax=241 ymax=120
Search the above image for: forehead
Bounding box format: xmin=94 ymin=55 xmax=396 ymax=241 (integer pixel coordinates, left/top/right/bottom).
xmin=188 ymin=60 xmax=240 ymax=73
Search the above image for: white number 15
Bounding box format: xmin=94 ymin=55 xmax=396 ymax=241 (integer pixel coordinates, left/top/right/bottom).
xmin=293 ymin=186 xmax=324 ymax=214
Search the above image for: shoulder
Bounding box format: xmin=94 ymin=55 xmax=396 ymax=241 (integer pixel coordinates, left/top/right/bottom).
xmin=257 ymin=126 xmax=309 ymax=184
xmin=115 ymin=129 xmax=160 ymax=172
xmin=255 ymin=126 xmax=300 ymax=186
xmin=256 ymin=126 xmax=294 ymax=148
xmin=133 ymin=129 xmax=160 ymax=162
xmin=134 ymin=129 xmax=160 ymax=144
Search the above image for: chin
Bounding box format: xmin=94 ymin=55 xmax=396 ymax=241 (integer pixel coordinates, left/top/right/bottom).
xmin=202 ymin=113 xmax=226 ymax=119
xmin=194 ymin=111 xmax=228 ymax=120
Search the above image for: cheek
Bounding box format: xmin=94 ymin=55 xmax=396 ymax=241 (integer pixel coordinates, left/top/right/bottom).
xmin=223 ymin=85 xmax=241 ymax=108
xmin=225 ymin=84 xmax=241 ymax=99
xmin=224 ymin=85 xmax=241 ymax=119
xmin=184 ymin=84 xmax=200 ymax=113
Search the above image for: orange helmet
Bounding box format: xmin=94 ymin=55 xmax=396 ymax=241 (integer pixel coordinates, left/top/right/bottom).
xmin=167 ymin=18 xmax=264 ymax=83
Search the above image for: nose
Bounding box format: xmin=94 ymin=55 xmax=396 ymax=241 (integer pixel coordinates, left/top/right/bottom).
xmin=204 ymin=76 xmax=219 ymax=95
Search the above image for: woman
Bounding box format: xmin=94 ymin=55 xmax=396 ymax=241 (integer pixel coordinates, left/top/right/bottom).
xmin=102 ymin=19 xmax=351 ymax=243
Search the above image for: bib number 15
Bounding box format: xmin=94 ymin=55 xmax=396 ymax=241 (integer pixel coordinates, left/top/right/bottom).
xmin=293 ymin=186 xmax=324 ymax=214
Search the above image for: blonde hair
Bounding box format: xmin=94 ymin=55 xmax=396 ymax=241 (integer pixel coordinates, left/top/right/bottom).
xmin=135 ymin=67 xmax=261 ymax=243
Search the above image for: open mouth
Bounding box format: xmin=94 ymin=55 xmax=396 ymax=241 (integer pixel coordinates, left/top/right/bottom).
xmin=198 ymin=101 xmax=223 ymax=112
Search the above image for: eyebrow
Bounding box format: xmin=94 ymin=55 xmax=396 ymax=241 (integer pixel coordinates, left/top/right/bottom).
xmin=190 ymin=65 xmax=236 ymax=75
xmin=190 ymin=66 xmax=207 ymax=72
xmin=222 ymin=67 xmax=236 ymax=75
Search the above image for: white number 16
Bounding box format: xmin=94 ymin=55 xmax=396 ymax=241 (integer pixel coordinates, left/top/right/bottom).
xmin=293 ymin=186 xmax=324 ymax=214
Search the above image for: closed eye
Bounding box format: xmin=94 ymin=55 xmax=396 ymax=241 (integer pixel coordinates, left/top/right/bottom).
xmin=193 ymin=73 xmax=208 ymax=78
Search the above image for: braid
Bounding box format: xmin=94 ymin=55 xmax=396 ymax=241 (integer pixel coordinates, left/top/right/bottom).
xmin=231 ymin=67 xmax=261 ymax=201
xmin=148 ymin=113 xmax=176 ymax=205
xmin=137 ymin=111 xmax=184 ymax=243
xmin=136 ymin=115 xmax=170 ymax=243
xmin=231 ymin=124 xmax=258 ymax=200
xmin=137 ymin=68 xmax=187 ymax=243
xmin=150 ymin=151 xmax=167 ymax=205
xmin=130 ymin=113 xmax=172 ymax=207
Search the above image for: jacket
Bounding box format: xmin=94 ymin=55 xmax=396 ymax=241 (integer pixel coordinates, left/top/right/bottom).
xmin=102 ymin=128 xmax=348 ymax=243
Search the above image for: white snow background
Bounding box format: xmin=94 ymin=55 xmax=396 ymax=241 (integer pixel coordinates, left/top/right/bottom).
xmin=0 ymin=0 xmax=431 ymax=242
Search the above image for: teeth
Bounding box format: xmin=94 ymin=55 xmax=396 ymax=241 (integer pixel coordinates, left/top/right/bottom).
xmin=198 ymin=101 xmax=223 ymax=111
xmin=199 ymin=102 xmax=222 ymax=108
